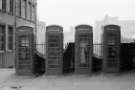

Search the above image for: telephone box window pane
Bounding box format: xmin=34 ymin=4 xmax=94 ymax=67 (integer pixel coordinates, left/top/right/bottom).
xmin=48 ymin=60 xmax=58 ymax=64
xmin=20 ymin=38 xmax=30 ymax=47
xmin=18 ymin=36 xmax=31 ymax=61
xmin=29 ymin=2 xmax=32 ymax=20
xmin=79 ymin=42 xmax=89 ymax=67
xmin=18 ymin=65 xmax=31 ymax=70
xmin=48 ymin=43 xmax=59 ymax=47
xmin=18 ymin=47 xmax=31 ymax=60
xmin=48 ymin=65 xmax=57 ymax=68
xmin=107 ymin=46 xmax=118 ymax=67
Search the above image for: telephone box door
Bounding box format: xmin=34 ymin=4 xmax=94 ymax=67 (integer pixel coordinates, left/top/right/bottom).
xmin=15 ymin=26 xmax=34 ymax=75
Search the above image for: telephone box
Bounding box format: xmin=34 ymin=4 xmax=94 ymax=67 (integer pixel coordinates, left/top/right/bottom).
xmin=46 ymin=25 xmax=63 ymax=75
xmin=15 ymin=26 xmax=35 ymax=75
xmin=103 ymin=25 xmax=121 ymax=73
xmin=75 ymin=25 xmax=93 ymax=74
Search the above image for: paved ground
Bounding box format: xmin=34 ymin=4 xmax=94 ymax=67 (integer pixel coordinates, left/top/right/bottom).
xmin=0 ymin=69 xmax=135 ymax=90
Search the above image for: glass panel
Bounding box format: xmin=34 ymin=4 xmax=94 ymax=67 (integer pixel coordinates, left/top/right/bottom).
xmin=18 ymin=65 xmax=31 ymax=70
xmin=18 ymin=36 xmax=31 ymax=61
xmin=2 ymin=0 xmax=6 ymax=11
xmin=20 ymin=37 xmax=30 ymax=47
xmin=0 ymin=25 xmax=5 ymax=50
xmin=16 ymin=0 xmax=21 ymax=16
xmin=29 ymin=2 xmax=32 ymax=20
xmin=79 ymin=42 xmax=89 ymax=67
xmin=107 ymin=46 xmax=118 ymax=67
xmin=9 ymin=0 xmax=13 ymax=14
xmin=0 ymin=0 xmax=2 ymax=10
xmin=8 ymin=26 xmax=13 ymax=50
xmin=48 ymin=65 xmax=57 ymax=68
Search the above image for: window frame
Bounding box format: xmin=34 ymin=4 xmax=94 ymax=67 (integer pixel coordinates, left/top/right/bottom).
xmin=2 ymin=0 xmax=6 ymax=12
xmin=0 ymin=0 xmax=2 ymax=10
xmin=16 ymin=0 xmax=21 ymax=17
xmin=7 ymin=25 xmax=14 ymax=51
xmin=9 ymin=0 xmax=14 ymax=15
xmin=0 ymin=24 xmax=6 ymax=53
xmin=21 ymin=0 xmax=27 ymax=18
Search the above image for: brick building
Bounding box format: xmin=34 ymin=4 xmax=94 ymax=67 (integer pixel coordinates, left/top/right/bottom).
xmin=0 ymin=0 xmax=37 ymax=68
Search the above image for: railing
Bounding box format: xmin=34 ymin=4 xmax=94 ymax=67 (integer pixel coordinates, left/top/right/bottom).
xmin=93 ymin=44 xmax=103 ymax=58
xmin=36 ymin=43 xmax=46 ymax=56
xmin=36 ymin=43 xmax=104 ymax=59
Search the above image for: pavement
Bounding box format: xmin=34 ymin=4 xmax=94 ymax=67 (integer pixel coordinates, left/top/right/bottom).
xmin=0 ymin=69 xmax=135 ymax=90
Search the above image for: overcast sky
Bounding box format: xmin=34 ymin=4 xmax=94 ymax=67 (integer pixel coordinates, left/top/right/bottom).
xmin=37 ymin=0 xmax=135 ymax=32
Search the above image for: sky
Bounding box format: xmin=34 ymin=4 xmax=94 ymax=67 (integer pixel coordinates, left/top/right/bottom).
xmin=37 ymin=0 xmax=135 ymax=32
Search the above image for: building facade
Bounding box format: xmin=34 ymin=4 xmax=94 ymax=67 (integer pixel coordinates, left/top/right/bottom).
xmin=75 ymin=25 xmax=93 ymax=74
xmin=46 ymin=25 xmax=63 ymax=75
xmin=0 ymin=0 xmax=37 ymax=68
xmin=102 ymin=25 xmax=121 ymax=73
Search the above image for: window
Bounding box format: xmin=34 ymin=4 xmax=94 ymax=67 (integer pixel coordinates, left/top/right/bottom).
xmin=79 ymin=42 xmax=90 ymax=67
xmin=2 ymin=0 xmax=6 ymax=12
xmin=48 ymin=52 xmax=59 ymax=56
xmin=9 ymin=0 xmax=13 ymax=14
xmin=21 ymin=0 xmax=26 ymax=18
xmin=16 ymin=0 xmax=21 ymax=16
xmin=32 ymin=5 xmax=35 ymax=21
xmin=29 ymin=2 xmax=32 ymax=20
xmin=27 ymin=2 xmax=31 ymax=20
xmin=0 ymin=0 xmax=2 ymax=10
xmin=8 ymin=26 xmax=13 ymax=50
xmin=20 ymin=37 xmax=30 ymax=47
xmin=48 ymin=65 xmax=57 ymax=68
xmin=25 ymin=0 xmax=27 ymax=18
xmin=33 ymin=5 xmax=36 ymax=21
xmin=48 ymin=35 xmax=60 ymax=42
xmin=48 ymin=59 xmax=58 ymax=64
xmin=18 ymin=65 xmax=31 ymax=70
xmin=6 ymin=0 xmax=10 ymax=12
xmin=48 ymin=43 xmax=59 ymax=47
xmin=18 ymin=36 xmax=31 ymax=61
xmin=0 ymin=25 xmax=6 ymax=51
xmin=18 ymin=48 xmax=30 ymax=60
